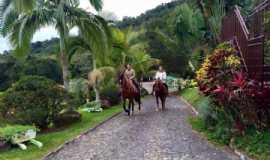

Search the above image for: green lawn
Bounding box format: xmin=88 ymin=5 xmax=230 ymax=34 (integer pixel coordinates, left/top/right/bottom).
xmin=0 ymin=106 xmax=122 ymax=160
xmin=181 ymin=87 xmax=270 ymax=160
xmin=180 ymin=87 xmax=211 ymax=110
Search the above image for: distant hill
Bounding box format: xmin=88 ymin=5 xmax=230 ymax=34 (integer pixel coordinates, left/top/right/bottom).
xmin=116 ymin=0 xmax=184 ymax=29
xmin=30 ymin=38 xmax=59 ymax=55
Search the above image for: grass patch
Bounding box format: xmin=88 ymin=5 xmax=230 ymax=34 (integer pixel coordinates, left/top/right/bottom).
xmin=190 ymin=117 xmax=270 ymax=160
xmin=189 ymin=117 xmax=231 ymax=145
xmin=180 ymin=87 xmax=209 ymax=110
xmin=0 ymin=106 xmax=121 ymax=160
xmin=182 ymin=87 xmax=270 ymax=160
xmin=234 ymin=130 xmax=270 ymax=160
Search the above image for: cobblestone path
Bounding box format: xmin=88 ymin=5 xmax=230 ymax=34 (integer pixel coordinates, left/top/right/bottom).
xmin=45 ymin=96 xmax=239 ymax=160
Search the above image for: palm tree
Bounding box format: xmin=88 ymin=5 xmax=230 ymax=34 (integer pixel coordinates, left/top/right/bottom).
xmin=196 ymin=0 xmax=225 ymax=45
xmin=111 ymin=28 xmax=160 ymax=78
xmin=68 ymin=31 xmax=112 ymax=102
xmin=0 ymin=0 xmax=108 ymax=89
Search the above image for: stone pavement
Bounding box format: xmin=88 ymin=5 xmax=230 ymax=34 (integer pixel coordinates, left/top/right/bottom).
xmin=45 ymin=96 xmax=239 ymax=160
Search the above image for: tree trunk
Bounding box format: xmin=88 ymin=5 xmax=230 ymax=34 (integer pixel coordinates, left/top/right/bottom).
xmin=60 ymin=52 xmax=70 ymax=90
xmin=197 ymin=0 xmax=219 ymax=45
xmin=59 ymin=31 xmax=70 ymax=90
xmin=92 ymin=54 xmax=100 ymax=102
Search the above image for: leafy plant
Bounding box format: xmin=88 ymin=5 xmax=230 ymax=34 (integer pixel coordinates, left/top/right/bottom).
xmin=69 ymin=78 xmax=89 ymax=105
xmin=100 ymin=82 xmax=121 ymax=106
xmin=196 ymin=42 xmax=270 ymax=132
xmin=0 ymin=125 xmax=37 ymax=142
xmin=0 ymin=76 xmax=72 ymax=128
xmin=81 ymin=101 xmax=103 ymax=112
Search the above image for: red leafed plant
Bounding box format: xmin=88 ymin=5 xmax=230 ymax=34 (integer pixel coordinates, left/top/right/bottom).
xmin=196 ymin=43 xmax=270 ymax=132
xmin=231 ymin=72 xmax=247 ymax=89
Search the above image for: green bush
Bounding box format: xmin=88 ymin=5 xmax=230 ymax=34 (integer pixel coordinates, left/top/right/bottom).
xmin=54 ymin=110 xmax=81 ymax=127
xmin=190 ymin=117 xmax=232 ymax=145
xmin=0 ymin=76 xmax=71 ymax=129
xmin=141 ymin=87 xmax=149 ymax=96
xmin=182 ymin=88 xmax=233 ymax=145
xmin=69 ymin=78 xmax=89 ymax=106
xmin=100 ymin=83 xmax=121 ymax=106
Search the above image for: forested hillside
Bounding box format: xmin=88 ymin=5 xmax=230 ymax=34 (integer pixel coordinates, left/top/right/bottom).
xmin=0 ymin=0 xmax=265 ymax=91
xmin=116 ymin=0 xmax=264 ymax=76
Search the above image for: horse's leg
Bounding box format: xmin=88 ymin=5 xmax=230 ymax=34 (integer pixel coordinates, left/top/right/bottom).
xmin=123 ymin=98 xmax=129 ymax=114
xmin=161 ymin=96 xmax=166 ymax=111
xmin=123 ymin=98 xmax=127 ymax=112
xmin=131 ymin=99 xmax=135 ymax=115
xmin=136 ymin=95 xmax=141 ymax=111
xmin=128 ymin=99 xmax=132 ymax=116
xmin=156 ymin=96 xmax=159 ymax=111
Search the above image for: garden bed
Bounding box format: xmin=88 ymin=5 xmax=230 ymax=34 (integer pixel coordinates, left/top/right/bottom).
xmin=180 ymin=87 xmax=270 ymax=160
xmin=0 ymin=105 xmax=121 ymax=160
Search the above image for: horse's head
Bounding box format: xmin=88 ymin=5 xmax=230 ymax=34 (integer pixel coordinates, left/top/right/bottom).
xmin=154 ymin=79 xmax=167 ymax=94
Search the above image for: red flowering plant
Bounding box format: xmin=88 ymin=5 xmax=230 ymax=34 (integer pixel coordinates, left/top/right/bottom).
xmin=196 ymin=42 xmax=241 ymax=95
xmin=196 ymin=42 xmax=270 ymax=132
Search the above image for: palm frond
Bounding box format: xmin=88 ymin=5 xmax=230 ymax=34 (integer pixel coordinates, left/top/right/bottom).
xmin=7 ymin=8 xmax=53 ymax=58
xmin=88 ymin=0 xmax=103 ymax=11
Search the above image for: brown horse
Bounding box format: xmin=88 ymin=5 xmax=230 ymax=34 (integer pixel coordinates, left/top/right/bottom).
xmin=120 ymin=75 xmax=141 ymax=116
xmin=153 ymin=80 xmax=168 ymax=111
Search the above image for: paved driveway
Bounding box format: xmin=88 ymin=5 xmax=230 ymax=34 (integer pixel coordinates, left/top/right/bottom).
xmin=45 ymin=96 xmax=239 ymax=160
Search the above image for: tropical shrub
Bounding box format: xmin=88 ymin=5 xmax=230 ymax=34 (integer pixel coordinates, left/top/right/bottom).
xmin=196 ymin=42 xmax=270 ymax=133
xmin=196 ymin=43 xmax=241 ymax=95
xmin=179 ymin=79 xmax=198 ymax=90
xmin=100 ymin=82 xmax=121 ymax=106
xmin=0 ymin=76 xmax=72 ymax=128
xmin=141 ymin=87 xmax=149 ymax=96
xmin=54 ymin=110 xmax=82 ymax=127
xmin=69 ymin=78 xmax=89 ymax=106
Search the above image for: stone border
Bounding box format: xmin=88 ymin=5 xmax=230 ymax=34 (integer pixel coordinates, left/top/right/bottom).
xmin=179 ymin=96 xmax=199 ymax=116
xmin=43 ymin=111 xmax=122 ymax=160
xmin=180 ymin=96 xmax=253 ymax=160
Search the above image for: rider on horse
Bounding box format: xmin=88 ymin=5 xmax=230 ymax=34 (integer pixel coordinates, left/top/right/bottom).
xmin=119 ymin=64 xmax=141 ymax=115
xmin=123 ymin=64 xmax=140 ymax=90
xmin=152 ymin=66 xmax=168 ymax=94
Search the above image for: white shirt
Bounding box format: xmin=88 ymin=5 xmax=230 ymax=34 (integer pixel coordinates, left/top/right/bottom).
xmin=155 ymin=71 xmax=167 ymax=83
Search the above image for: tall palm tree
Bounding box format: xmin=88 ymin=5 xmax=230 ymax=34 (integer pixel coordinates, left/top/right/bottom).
xmin=0 ymin=0 xmax=108 ymax=89
xmin=67 ymin=30 xmax=112 ymax=102
xmin=111 ymin=28 xmax=160 ymax=78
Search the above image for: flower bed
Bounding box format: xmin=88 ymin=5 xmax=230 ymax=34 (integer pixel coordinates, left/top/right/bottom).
xmin=196 ymin=42 xmax=270 ymax=133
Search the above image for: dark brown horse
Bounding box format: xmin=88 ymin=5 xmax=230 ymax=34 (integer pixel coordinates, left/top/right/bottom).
xmin=153 ymin=80 xmax=168 ymax=111
xmin=120 ymin=75 xmax=141 ymax=116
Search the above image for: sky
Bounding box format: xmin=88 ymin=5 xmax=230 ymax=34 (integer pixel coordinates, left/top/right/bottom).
xmin=0 ymin=0 xmax=172 ymax=52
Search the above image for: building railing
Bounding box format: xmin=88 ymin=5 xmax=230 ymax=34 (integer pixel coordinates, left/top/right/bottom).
xmin=221 ymin=6 xmax=265 ymax=85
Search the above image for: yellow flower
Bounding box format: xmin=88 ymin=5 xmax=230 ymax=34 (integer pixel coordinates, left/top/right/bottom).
xmin=196 ymin=57 xmax=210 ymax=81
xmin=225 ymin=55 xmax=241 ymax=67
